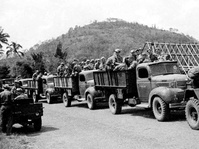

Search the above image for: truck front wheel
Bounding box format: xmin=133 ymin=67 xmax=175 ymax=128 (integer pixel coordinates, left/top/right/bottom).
xmin=34 ymin=117 xmax=42 ymax=131
xmin=152 ymin=97 xmax=169 ymax=121
xmin=46 ymin=92 xmax=52 ymax=104
xmin=62 ymin=92 xmax=71 ymax=107
xmin=87 ymin=93 xmax=96 ymax=110
xmin=109 ymin=94 xmax=122 ymax=114
xmin=185 ymin=98 xmax=199 ymax=130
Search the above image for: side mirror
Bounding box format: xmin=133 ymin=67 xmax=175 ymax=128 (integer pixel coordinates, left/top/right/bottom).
xmin=148 ymin=76 xmax=152 ymax=81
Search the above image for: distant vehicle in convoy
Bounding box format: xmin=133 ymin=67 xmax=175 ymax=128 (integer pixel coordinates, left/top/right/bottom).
xmin=0 ymin=78 xmax=15 ymax=89
xmin=92 ymin=61 xmax=189 ymax=121
xmin=24 ymin=75 xmax=59 ymax=104
xmin=54 ymin=70 xmax=102 ymax=108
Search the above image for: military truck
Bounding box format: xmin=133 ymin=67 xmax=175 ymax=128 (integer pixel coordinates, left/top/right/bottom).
xmin=93 ymin=61 xmax=188 ymax=121
xmin=24 ymin=75 xmax=59 ymax=104
xmin=143 ymin=42 xmax=199 ymax=129
xmin=12 ymin=98 xmax=43 ymax=131
xmin=54 ymin=70 xmax=102 ymax=108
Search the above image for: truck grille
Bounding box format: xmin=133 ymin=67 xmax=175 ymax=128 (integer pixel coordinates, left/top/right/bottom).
xmin=177 ymin=81 xmax=187 ymax=89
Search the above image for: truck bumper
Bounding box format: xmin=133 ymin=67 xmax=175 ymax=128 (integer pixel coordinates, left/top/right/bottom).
xmin=169 ymin=102 xmax=186 ymax=109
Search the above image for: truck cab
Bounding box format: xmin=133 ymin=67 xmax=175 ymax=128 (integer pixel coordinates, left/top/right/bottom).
xmin=93 ymin=61 xmax=189 ymax=121
xmin=136 ymin=61 xmax=188 ymax=105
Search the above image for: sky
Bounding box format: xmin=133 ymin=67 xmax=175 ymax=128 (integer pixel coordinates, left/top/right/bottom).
xmin=0 ymin=0 xmax=199 ymax=49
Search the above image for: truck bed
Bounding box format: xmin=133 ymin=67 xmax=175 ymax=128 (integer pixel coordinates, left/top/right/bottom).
xmin=93 ymin=70 xmax=137 ymax=94
xmin=53 ymin=76 xmax=79 ymax=93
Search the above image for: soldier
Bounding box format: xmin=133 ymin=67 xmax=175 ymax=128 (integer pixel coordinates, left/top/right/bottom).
xmin=0 ymin=84 xmax=13 ymax=135
xmin=11 ymin=80 xmax=22 ymax=98
xmin=84 ymin=59 xmax=92 ymax=70
xmin=72 ymin=60 xmax=82 ymax=76
xmin=106 ymin=49 xmax=123 ymax=70
xmin=94 ymin=59 xmax=100 ymax=70
xmin=57 ymin=62 xmax=66 ymax=76
xmin=113 ymin=57 xmax=129 ymax=71
xmin=188 ymin=66 xmax=199 ymax=88
xmin=14 ymin=88 xmax=28 ymax=101
xmin=127 ymin=49 xmax=137 ymax=66
xmin=99 ymin=57 xmax=106 ymax=70
xmin=32 ymin=70 xmax=39 ymax=80
xmin=36 ymin=72 xmax=43 ymax=97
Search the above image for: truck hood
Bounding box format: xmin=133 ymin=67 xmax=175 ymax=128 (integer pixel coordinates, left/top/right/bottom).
xmin=152 ymin=74 xmax=188 ymax=82
xmin=152 ymin=74 xmax=189 ymax=89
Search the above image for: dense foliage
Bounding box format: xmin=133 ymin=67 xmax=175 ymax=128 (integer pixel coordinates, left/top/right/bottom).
xmin=0 ymin=19 xmax=198 ymax=78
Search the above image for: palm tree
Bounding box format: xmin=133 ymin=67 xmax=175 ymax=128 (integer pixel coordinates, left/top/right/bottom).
xmin=0 ymin=28 xmax=10 ymax=48
xmin=0 ymin=28 xmax=10 ymax=57
xmin=6 ymin=42 xmax=24 ymax=58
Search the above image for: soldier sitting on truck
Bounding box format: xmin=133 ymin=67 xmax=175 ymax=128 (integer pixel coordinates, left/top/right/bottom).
xmin=137 ymin=52 xmax=151 ymax=64
xmin=72 ymin=60 xmax=82 ymax=76
xmin=106 ymin=49 xmax=123 ymax=70
xmin=188 ymin=66 xmax=199 ymax=88
xmin=113 ymin=57 xmax=130 ymax=71
xmin=99 ymin=57 xmax=106 ymax=70
xmin=32 ymin=70 xmax=39 ymax=81
xmin=84 ymin=59 xmax=92 ymax=70
xmin=94 ymin=59 xmax=100 ymax=70
xmin=57 ymin=62 xmax=66 ymax=76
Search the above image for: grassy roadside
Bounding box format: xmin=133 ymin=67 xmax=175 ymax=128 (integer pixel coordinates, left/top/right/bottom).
xmin=0 ymin=133 xmax=33 ymax=149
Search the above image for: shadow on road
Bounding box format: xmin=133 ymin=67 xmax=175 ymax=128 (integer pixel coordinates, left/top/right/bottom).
xmin=11 ymin=124 xmax=59 ymax=136
xmin=121 ymin=106 xmax=186 ymax=122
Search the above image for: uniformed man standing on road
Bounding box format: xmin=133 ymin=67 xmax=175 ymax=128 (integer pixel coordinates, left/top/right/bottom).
xmin=0 ymin=84 xmax=13 ymax=135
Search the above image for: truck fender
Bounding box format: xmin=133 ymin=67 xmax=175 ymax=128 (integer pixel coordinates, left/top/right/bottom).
xmin=84 ymin=86 xmax=101 ymax=99
xmin=149 ymin=87 xmax=181 ymax=107
xmin=45 ymin=88 xmax=54 ymax=94
xmin=184 ymin=88 xmax=199 ymax=101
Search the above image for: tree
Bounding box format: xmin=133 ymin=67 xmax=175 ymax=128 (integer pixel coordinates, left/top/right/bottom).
xmin=0 ymin=28 xmax=10 ymax=48
xmin=0 ymin=28 xmax=10 ymax=57
xmin=31 ymin=52 xmax=45 ymax=73
xmin=54 ymin=41 xmax=67 ymax=60
xmin=6 ymin=42 xmax=24 ymax=58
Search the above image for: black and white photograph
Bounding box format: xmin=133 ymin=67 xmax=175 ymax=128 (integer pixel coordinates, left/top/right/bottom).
xmin=0 ymin=0 xmax=199 ymax=148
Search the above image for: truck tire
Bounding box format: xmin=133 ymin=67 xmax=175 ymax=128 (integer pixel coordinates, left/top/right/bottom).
xmin=109 ymin=94 xmax=122 ymax=114
xmin=152 ymin=97 xmax=169 ymax=121
xmin=62 ymin=92 xmax=71 ymax=107
xmin=185 ymin=98 xmax=199 ymax=130
xmin=32 ymin=92 xmax=38 ymax=103
xmin=87 ymin=93 xmax=96 ymax=110
xmin=34 ymin=117 xmax=42 ymax=131
xmin=46 ymin=92 xmax=52 ymax=104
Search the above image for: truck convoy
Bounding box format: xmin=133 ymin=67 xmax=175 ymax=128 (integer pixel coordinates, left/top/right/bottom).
xmin=2 ymin=42 xmax=199 ymax=131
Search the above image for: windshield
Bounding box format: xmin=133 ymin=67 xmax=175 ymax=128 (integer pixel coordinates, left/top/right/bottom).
xmin=150 ymin=63 xmax=181 ymax=76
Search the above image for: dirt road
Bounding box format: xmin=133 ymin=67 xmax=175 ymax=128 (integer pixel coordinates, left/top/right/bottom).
xmin=10 ymin=101 xmax=199 ymax=149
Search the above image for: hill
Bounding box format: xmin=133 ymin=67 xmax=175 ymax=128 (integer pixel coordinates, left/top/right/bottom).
xmin=0 ymin=18 xmax=198 ymax=78
xmin=29 ymin=18 xmax=198 ymax=61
